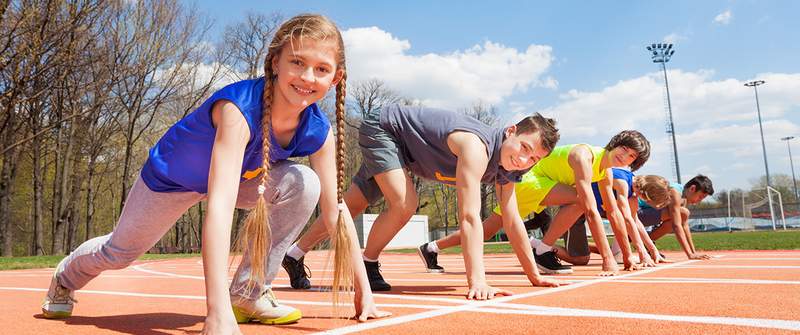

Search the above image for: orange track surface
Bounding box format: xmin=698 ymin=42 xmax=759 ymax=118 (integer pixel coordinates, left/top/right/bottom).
xmin=1 ymin=250 xmax=799 ymax=334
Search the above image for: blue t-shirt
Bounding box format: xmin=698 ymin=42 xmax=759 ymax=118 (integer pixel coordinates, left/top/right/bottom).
xmin=140 ymin=78 xmax=330 ymax=193
xmin=592 ymin=168 xmax=634 ymax=216
xmin=639 ymin=181 xmax=683 ymax=210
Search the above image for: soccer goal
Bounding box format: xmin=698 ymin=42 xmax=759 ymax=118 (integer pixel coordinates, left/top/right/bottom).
xmin=766 ymin=186 xmax=787 ymax=230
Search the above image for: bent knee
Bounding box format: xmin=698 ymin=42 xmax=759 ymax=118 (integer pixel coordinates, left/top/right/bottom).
xmin=280 ymin=164 xmax=322 ymax=204
xmin=100 ymin=248 xmax=141 ymax=270
xmin=390 ymin=197 xmax=419 ymax=218
xmin=572 ymin=255 xmax=590 ymax=266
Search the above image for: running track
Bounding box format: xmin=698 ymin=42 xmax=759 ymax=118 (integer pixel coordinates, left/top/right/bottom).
xmin=1 ymin=250 xmax=799 ymax=334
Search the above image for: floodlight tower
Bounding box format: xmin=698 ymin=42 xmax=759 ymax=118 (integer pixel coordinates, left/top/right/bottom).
xmin=745 ymin=80 xmax=770 ymax=188
xmin=647 ymin=43 xmax=681 ymax=183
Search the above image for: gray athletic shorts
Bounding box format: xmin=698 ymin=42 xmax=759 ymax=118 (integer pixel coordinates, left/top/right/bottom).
xmin=352 ymin=111 xmax=404 ymax=204
xmin=637 ymin=207 xmax=664 ymax=227
xmin=564 ymin=216 xmax=590 ymax=257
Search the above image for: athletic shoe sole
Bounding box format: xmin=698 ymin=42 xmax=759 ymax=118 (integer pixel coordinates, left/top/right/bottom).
xmin=41 ymin=310 xmax=72 ymax=319
xmin=232 ymin=307 xmax=302 ymax=325
xmin=416 ymin=248 xmax=444 ymax=273
xmin=536 ymin=263 xmax=573 ymax=275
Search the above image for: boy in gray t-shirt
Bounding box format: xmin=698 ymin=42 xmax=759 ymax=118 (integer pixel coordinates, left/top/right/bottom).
xmin=283 ymin=104 xmax=562 ymax=300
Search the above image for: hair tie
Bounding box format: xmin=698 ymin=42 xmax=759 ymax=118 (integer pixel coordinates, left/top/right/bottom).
xmin=258 ymin=184 xmax=266 ymax=195
xmin=337 ymin=202 xmax=347 ymax=211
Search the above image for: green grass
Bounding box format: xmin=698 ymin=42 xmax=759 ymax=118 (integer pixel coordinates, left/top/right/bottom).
xmin=388 ymin=230 xmax=800 ymax=255
xmin=4 ymin=230 xmax=798 ymax=270
xmin=0 ymin=253 xmax=200 ymax=271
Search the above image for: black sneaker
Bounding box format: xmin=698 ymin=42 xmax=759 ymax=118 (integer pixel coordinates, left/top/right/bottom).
xmin=417 ymin=243 xmax=445 ymax=273
xmin=281 ymin=255 xmax=311 ymax=289
xmin=364 ymin=260 xmax=391 ymax=291
xmin=523 ymin=211 xmax=552 ymax=231
xmin=534 ymin=249 xmax=573 ymax=274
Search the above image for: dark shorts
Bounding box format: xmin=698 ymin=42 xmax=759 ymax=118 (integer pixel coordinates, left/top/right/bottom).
xmin=351 ymin=111 xmax=404 ymax=204
xmin=539 ymin=211 xmax=590 ymax=258
xmin=564 ymin=216 xmax=590 ymax=258
xmin=523 ymin=211 xmax=551 ymax=231
xmin=637 ymin=206 xmax=664 ymax=228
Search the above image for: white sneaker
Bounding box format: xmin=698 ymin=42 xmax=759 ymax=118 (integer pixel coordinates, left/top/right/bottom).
xmin=42 ymin=257 xmax=76 ymax=319
xmin=231 ymin=288 xmax=301 ymax=325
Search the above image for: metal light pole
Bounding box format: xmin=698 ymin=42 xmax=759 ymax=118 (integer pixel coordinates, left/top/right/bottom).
xmin=781 ymin=136 xmax=799 ymax=200
xmin=745 ymin=80 xmax=770 ymax=188
xmin=647 ymin=43 xmax=681 ymax=183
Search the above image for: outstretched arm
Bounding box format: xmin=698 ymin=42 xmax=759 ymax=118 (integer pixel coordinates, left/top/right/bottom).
xmin=496 ymin=182 xmax=562 ymax=288
xmin=599 ymin=176 xmax=635 ymax=270
xmin=569 ymin=148 xmax=618 ymax=275
xmin=616 ymin=187 xmax=652 ymax=267
xmin=449 ymin=132 xmax=510 ymax=300
xmin=631 ymin=199 xmax=664 ymax=263
xmin=203 ymin=101 xmax=250 ymax=334
xmin=665 ymin=189 xmax=695 ymax=259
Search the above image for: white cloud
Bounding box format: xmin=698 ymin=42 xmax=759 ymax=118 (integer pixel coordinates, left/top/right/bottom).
xmin=156 ymin=62 xmax=245 ymax=92
xmin=511 ymin=70 xmax=800 ymax=189
xmin=714 ymin=10 xmax=733 ymax=25
xmin=524 ymin=71 xmax=800 ymax=138
xmin=663 ymin=33 xmax=687 ymax=44
xmin=342 ymin=27 xmax=554 ymax=108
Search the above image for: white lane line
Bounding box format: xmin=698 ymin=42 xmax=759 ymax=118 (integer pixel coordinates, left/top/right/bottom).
xmin=677 ymin=265 xmax=800 ymax=269
xmin=371 ymin=293 xmax=465 ymax=305
xmin=474 ymin=306 xmax=800 ymax=331
xmin=606 ymin=278 xmax=800 ymax=285
xmin=710 ymin=257 xmax=800 ymax=261
xmin=0 ymin=286 xmax=439 ymax=310
xmin=312 ymin=259 xmax=699 ymax=334
xmin=715 ymin=253 xmax=800 ymax=256
xmin=0 ymin=274 xmax=174 ymax=279
xmin=132 ymin=264 xmax=204 ymax=279
xmin=4 ymin=284 xmax=797 ymax=331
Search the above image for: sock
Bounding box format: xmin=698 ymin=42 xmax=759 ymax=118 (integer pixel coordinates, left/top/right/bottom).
xmin=529 ymin=237 xmax=539 ymax=249
xmin=363 ymin=254 xmax=378 ymax=263
xmin=610 ymin=240 xmax=621 ymax=255
xmin=531 ymin=238 xmax=553 ymax=255
xmin=286 ymin=243 xmax=306 ymax=260
xmin=426 ymin=241 xmax=440 ymax=253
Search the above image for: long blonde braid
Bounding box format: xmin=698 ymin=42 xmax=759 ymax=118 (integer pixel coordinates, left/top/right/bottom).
xmin=331 ymin=72 xmax=353 ymax=309
xmin=236 ymin=54 xmax=275 ymax=296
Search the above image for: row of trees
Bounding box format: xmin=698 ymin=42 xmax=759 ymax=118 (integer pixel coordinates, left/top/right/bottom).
xmin=6 ymin=2 xmax=787 ymax=257
xmin=0 ymin=1 xmax=502 ymax=257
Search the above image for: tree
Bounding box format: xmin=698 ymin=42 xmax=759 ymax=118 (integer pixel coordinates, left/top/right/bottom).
xmin=348 ymin=79 xmax=402 ymax=128
xmin=105 ymin=1 xmax=212 ymax=213
xmin=222 ymin=11 xmax=282 ymax=80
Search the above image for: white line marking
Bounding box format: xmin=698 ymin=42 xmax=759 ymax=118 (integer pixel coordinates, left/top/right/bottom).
xmin=474 ymin=306 xmax=800 ymax=331
xmin=0 ymin=274 xmax=174 ymax=279
xmin=677 ymin=265 xmax=800 ymax=269
xmin=132 ymin=264 xmax=204 ymax=279
xmin=312 ymin=259 xmax=699 ymax=334
xmin=710 ymin=257 xmax=800 ymax=261
xmin=607 ymin=278 xmax=800 ymax=285
xmin=0 ymin=287 xmax=439 ymax=310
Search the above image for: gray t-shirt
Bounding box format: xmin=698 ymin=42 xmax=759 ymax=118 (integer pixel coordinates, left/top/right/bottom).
xmin=379 ymin=104 xmax=526 ymax=186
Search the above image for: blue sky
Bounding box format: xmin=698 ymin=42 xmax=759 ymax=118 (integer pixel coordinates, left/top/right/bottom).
xmin=196 ymin=1 xmax=800 ymax=195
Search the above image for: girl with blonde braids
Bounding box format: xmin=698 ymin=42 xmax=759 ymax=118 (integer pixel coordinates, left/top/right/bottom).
xmin=42 ymin=14 xmax=389 ymax=334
